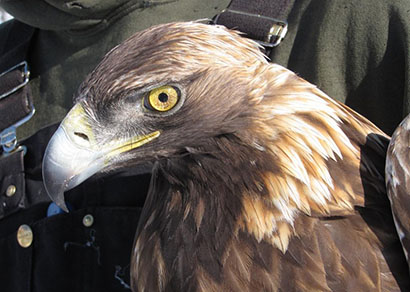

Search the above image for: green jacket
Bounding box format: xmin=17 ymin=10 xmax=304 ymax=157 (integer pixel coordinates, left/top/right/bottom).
xmin=268 ymin=0 xmax=410 ymax=136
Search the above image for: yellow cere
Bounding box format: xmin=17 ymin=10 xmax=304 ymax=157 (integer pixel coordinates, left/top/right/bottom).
xmin=148 ymin=85 xmax=179 ymax=112
xmin=63 ymin=103 xmax=96 ymax=148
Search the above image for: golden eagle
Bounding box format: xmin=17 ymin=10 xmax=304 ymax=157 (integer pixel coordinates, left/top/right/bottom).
xmin=42 ymin=22 xmax=409 ymax=291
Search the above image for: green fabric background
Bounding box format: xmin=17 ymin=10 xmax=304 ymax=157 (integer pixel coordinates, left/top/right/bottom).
xmin=268 ymin=0 xmax=410 ymax=136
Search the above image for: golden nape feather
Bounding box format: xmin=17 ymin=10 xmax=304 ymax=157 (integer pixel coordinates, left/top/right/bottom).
xmin=41 ymin=22 xmax=409 ymax=292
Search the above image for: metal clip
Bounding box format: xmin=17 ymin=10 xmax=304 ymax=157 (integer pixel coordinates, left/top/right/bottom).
xmin=265 ymin=20 xmax=288 ymax=47
xmin=1 ymin=127 xmax=29 ymax=156
xmin=1 ymin=127 xmax=17 ymax=153
xmin=0 ymin=61 xmax=30 ymax=100
xmin=0 ymin=61 xmax=34 ymax=155
xmin=0 ymin=108 xmax=34 ymax=155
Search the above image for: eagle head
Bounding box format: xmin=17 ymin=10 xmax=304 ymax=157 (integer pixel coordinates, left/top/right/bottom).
xmin=42 ymin=21 xmax=270 ymax=209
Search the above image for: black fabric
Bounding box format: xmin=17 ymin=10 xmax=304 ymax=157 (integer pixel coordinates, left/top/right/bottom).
xmin=0 ymin=204 xmax=143 ymax=292
xmin=0 ymin=150 xmax=25 ymax=219
xmin=215 ymin=0 xmax=294 ymax=44
xmin=0 ymin=123 xmax=151 ymax=291
xmin=0 ymin=21 xmax=34 ymax=73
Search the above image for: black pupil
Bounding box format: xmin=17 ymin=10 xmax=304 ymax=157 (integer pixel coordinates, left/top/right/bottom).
xmin=158 ymin=92 xmax=169 ymax=103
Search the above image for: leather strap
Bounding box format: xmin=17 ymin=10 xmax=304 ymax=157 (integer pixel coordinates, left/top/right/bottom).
xmin=0 ymin=62 xmax=33 ymax=132
xmin=0 ymin=21 xmax=35 ymax=134
xmin=214 ymin=0 xmax=295 ymax=48
xmin=0 ymin=21 xmax=35 ymax=218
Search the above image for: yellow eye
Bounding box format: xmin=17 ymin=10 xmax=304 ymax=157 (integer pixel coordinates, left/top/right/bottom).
xmin=146 ymin=85 xmax=179 ymax=112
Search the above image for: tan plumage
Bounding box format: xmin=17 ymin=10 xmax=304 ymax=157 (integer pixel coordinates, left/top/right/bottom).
xmin=42 ymin=22 xmax=409 ymax=291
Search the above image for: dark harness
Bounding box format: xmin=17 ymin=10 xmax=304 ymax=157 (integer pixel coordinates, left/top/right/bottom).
xmin=0 ymin=21 xmax=35 ymax=219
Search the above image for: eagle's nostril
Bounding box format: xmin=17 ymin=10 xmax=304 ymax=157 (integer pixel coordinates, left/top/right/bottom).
xmin=74 ymin=132 xmax=89 ymax=142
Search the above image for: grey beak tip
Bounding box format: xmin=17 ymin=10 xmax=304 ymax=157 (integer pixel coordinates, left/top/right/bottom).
xmin=46 ymin=189 xmax=70 ymax=213
xmin=58 ymin=200 xmax=70 ymax=213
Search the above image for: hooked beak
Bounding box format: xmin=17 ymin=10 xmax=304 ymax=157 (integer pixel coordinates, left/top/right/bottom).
xmin=42 ymin=103 xmax=160 ymax=212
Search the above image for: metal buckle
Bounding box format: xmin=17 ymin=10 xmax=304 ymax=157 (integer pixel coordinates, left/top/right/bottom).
xmin=265 ymin=20 xmax=288 ymax=47
xmin=0 ymin=61 xmax=35 ymax=155
xmin=0 ymin=61 xmax=30 ymax=100
xmin=214 ymin=9 xmax=288 ymax=48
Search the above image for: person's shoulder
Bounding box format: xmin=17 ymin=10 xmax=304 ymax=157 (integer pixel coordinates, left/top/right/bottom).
xmin=0 ymin=18 xmax=16 ymax=44
xmin=0 ymin=19 xmax=34 ymax=56
xmin=0 ymin=18 xmax=15 ymax=30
